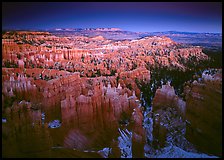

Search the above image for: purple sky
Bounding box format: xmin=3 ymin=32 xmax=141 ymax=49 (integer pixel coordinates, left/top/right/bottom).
xmin=2 ymin=2 xmax=222 ymax=33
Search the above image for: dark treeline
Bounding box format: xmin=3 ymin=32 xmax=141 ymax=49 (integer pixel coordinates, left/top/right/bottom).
xmin=137 ymin=66 xmax=196 ymax=107
xmin=202 ymin=49 xmax=222 ymax=68
xmin=137 ymin=48 xmax=222 ymax=108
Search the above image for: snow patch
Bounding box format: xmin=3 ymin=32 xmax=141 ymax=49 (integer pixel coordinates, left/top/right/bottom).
xmin=2 ymin=118 xmax=7 ymax=123
xmin=118 ymin=128 xmax=132 ymax=158
xmin=98 ymin=147 xmax=111 ymax=158
xmin=48 ymin=120 xmax=61 ymax=128
xmin=145 ymin=145 xmax=218 ymax=158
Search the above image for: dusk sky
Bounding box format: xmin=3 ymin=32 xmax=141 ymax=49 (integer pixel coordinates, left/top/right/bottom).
xmin=2 ymin=2 xmax=222 ymax=33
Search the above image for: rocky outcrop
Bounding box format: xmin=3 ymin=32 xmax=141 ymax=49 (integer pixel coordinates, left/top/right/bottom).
xmin=152 ymin=83 xmax=186 ymax=116
xmin=149 ymin=83 xmax=195 ymax=152
xmin=131 ymin=107 xmax=145 ymax=158
xmin=184 ymin=71 xmax=222 ymax=156
xmin=2 ymin=100 xmax=53 ymax=157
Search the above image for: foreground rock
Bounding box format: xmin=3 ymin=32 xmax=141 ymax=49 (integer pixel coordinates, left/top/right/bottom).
xmin=148 ymin=83 xmax=198 ymax=155
xmin=184 ymin=69 xmax=222 ymax=157
xmin=152 ymin=83 xmax=186 ymax=117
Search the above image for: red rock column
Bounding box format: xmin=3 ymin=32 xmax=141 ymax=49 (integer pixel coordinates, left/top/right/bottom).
xmin=131 ymin=107 xmax=145 ymax=158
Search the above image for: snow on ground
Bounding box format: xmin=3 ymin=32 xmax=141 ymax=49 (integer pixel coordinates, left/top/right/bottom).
xmin=97 ymin=147 xmax=111 ymax=158
xmin=145 ymin=145 xmax=218 ymax=158
xmin=48 ymin=119 xmax=61 ymax=128
xmin=118 ymin=128 xmax=132 ymax=158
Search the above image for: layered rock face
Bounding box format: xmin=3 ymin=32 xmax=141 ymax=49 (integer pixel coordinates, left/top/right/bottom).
xmin=184 ymin=69 xmax=222 ymax=156
xmin=58 ymin=75 xmax=145 ymax=155
xmin=2 ymin=74 xmax=145 ymax=158
xmin=2 ymin=31 xmax=208 ymax=75
xmin=2 ymin=67 xmax=146 ymax=158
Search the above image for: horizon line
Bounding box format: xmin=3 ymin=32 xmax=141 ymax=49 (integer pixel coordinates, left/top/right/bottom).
xmin=2 ymin=27 xmax=222 ymax=34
